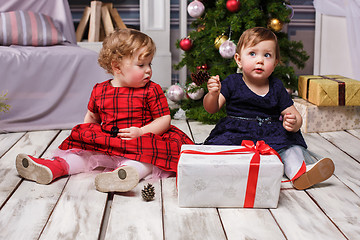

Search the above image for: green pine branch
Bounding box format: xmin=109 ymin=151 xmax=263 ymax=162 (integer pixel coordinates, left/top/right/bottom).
xmin=0 ymin=91 xmax=10 ymax=114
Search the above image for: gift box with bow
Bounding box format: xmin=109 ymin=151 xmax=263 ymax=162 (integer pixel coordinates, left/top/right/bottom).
xmin=177 ymin=141 xmax=284 ymax=208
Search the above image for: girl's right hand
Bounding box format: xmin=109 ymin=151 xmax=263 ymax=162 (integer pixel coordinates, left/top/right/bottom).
xmin=203 ymin=75 xmax=225 ymax=114
xmin=207 ymin=75 xmax=221 ymax=95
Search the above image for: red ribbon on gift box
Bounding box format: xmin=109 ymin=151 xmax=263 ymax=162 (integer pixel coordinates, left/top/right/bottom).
xmin=180 ymin=140 xmax=282 ymax=208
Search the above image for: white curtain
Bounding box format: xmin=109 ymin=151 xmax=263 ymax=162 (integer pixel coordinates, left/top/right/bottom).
xmin=313 ymin=0 xmax=360 ymax=80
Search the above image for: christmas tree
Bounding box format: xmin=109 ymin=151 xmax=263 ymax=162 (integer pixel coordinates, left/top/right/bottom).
xmin=173 ymin=0 xmax=309 ymax=124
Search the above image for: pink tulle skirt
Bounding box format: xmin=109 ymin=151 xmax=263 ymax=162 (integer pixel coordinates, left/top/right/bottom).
xmin=52 ymin=148 xmax=174 ymax=180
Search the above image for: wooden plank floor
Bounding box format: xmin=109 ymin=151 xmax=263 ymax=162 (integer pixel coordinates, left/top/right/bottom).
xmin=0 ymin=120 xmax=359 ymax=240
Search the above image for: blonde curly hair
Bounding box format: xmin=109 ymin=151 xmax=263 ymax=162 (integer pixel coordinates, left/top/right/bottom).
xmin=98 ymin=29 xmax=156 ymax=75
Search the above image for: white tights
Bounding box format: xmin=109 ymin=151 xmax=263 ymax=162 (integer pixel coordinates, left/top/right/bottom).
xmin=121 ymin=159 xmax=153 ymax=179
xmin=278 ymin=145 xmax=317 ymax=180
xmin=53 ymin=149 xmax=153 ymax=180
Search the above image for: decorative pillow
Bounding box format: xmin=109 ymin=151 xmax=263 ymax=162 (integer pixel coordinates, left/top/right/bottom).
xmin=0 ymin=11 xmax=66 ymax=46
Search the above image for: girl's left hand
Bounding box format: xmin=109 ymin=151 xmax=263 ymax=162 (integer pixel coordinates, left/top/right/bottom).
xmin=117 ymin=127 xmax=144 ymax=140
xmin=283 ymin=112 xmax=297 ymax=132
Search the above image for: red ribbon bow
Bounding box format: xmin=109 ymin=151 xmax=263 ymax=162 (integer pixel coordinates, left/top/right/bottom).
xmin=180 ymin=140 xmax=281 ymax=208
xmin=241 ymin=140 xmax=281 ymax=207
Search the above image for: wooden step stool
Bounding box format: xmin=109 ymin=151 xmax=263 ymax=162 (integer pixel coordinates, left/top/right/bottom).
xmin=76 ymin=1 xmax=127 ymax=42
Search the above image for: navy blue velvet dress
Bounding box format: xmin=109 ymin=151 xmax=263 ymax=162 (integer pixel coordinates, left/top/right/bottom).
xmin=204 ymin=73 xmax=307 ymax=151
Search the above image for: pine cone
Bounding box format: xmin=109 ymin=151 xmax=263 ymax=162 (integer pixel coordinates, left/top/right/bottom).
xmin=141 ymin=183 xmax=155 ymax=201
xmin=191 ymin=70 xmax=210 ymax=86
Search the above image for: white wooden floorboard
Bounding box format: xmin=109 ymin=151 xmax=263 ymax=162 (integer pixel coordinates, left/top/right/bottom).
xmin=271 ymin=189 xmax=347 ymax=240
xmin=34 ymin=130 xmax=107 ymax=240
xmin=303 ymin=133 xmax=360 ymax=197
xmin=171 ymin=119 xmax=193 ymax=142
xmin=187 ymin=120 xmax=215 ymax=144
xmin=41 ymin=130 xmax=71 ymax=158
xmin=0 ymin=132 xmax=25 ymax=157
xmin=162 ymin=177 xmax=226 ymax=240
xmin=302 ymin=131 xmax=360 ymax=239
xmin=104 ymin=179 xmax=163 ymax=240
xmin=0 ymin=130 xmax=69 ymax=240
xmin=0 ymin=125 xmax=357 ymax=239
xmin=306 ymin=177 xmax=360 ymax=239
xmin=0 ymin=130 xmax=59 ymax=206
xmin=39 ymin=172 xmax=107 ymax=240
xmin=219 ymin=208 xmax=286 ymax=240
xmin=0 ymin=178 xmax=68 ymax=240
xmin=347 ymin=129 xmax=360 ymax=139
xmin=319 ymin=131 xmax=360 ymax=162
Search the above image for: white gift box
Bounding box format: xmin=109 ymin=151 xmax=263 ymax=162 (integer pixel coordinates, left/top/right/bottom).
xmin=177 ymin=144 xmax=284 ymax=208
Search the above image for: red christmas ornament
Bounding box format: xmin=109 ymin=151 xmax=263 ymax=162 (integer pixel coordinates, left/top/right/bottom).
xmin=226 ymin=0 xmax=241 ymax=13
xmin=179 ymin=38 xmax=193 ymax=51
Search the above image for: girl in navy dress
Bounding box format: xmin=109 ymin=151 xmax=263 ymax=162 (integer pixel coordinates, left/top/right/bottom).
xmin=203 ymin=27 xmax=334 ymax=190
xmin=16 ymin=29 xmax=194 ymax=192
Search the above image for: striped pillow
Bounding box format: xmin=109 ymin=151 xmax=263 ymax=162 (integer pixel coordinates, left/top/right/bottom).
xmin=0 ymin=11 xmax=66 ymax=46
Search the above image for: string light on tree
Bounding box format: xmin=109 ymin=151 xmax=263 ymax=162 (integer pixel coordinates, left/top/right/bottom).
xmin=197 ymin=64 xmax=208 ymax=71
xmin=187 ymin=0 xmax=205 ymax=18
xmin=197 ymin=24 xmax=205 ymax=32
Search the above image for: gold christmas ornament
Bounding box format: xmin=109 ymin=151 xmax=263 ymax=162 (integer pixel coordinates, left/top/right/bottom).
xmin=214 ymin=35 xmax=228 ymax=49
xmin=268 ymin=18 xmax=283 ymax=32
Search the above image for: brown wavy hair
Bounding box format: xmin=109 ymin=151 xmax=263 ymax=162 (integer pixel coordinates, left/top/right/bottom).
xmin=98 ymin=29 xmax=156 ymax=74
xmin=236 ymin=27 xmax=280 ymax=61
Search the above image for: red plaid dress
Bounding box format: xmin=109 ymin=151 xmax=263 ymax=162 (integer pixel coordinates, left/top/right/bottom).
xmin=59 ymin=80 xmax=194 ymax=172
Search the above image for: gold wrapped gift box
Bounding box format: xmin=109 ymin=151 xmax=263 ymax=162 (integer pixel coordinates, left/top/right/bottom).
xmin=298 ymin=75 xmax=360 ymax=106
